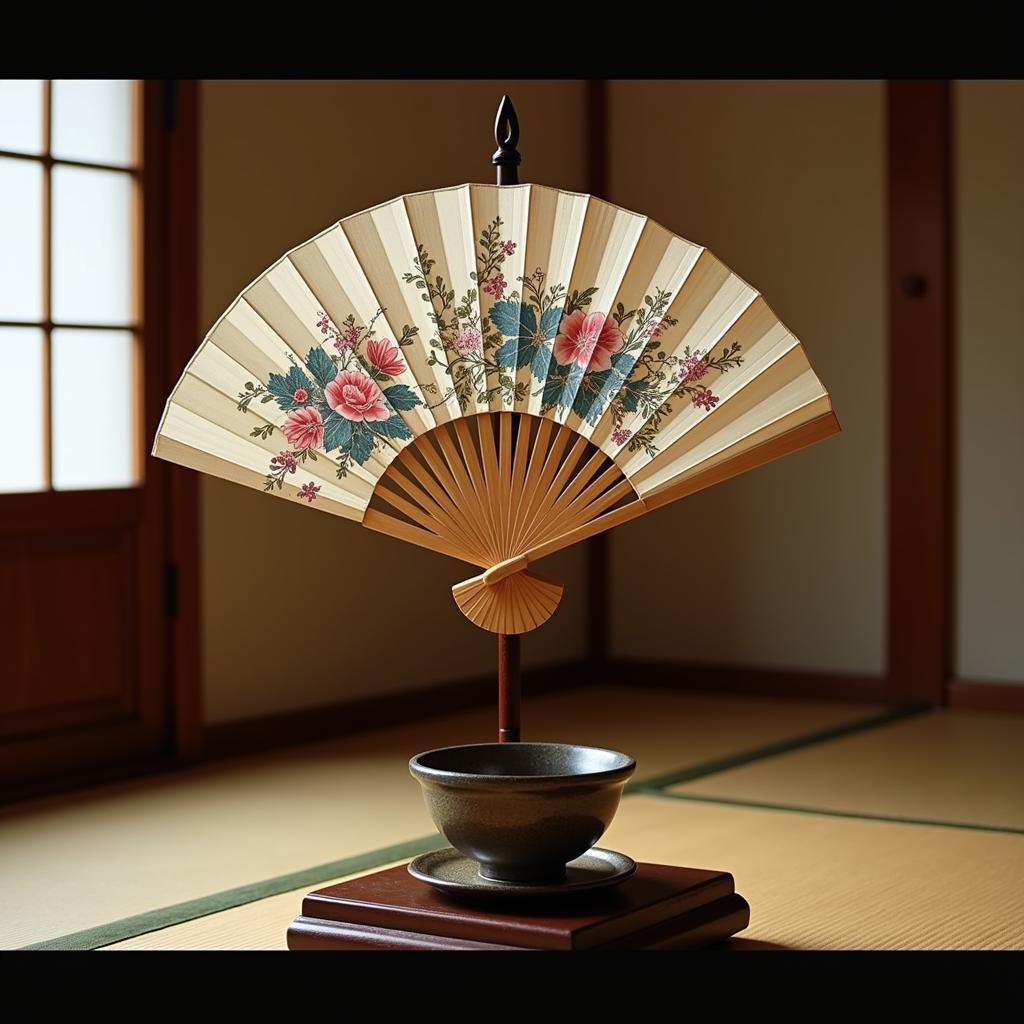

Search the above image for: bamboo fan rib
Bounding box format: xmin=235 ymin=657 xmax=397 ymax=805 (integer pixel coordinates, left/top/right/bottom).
xmin=153 ymin=183 xmax=840 ymax=635
xmin=365 ymin=413 xmax=638 ymax=634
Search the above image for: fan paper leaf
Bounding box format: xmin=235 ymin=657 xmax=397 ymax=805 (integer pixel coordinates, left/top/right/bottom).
xmin=153 ymin=182 xmax=835 ymax=579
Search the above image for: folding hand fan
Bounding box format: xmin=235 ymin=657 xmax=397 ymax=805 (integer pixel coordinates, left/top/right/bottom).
xmin=154 ymin=96 xmax=839 ymax=740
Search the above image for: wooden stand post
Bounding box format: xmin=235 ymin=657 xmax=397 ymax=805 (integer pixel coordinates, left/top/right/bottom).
xmin=498 ymin=633 xmax=520 ymax=743
xmin=495 ymin=97 xmax=523 ymax=745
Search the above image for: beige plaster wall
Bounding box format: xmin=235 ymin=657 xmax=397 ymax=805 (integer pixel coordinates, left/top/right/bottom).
xmin=953 ymin=81 xmax=1024 ymax=683
xmin=604 ymin=81 xmax=887 ymax=674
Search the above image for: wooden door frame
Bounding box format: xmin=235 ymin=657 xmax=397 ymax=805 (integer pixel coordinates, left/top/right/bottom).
xmin=886 ymin=80 xmax=953 ymax=706
xmin=888 ymin=81 xmax=1024 ymax=712
xmin=146 ymin=80 xmax=203 ymax=760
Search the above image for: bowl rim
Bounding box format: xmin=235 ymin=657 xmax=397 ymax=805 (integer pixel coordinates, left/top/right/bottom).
xmin=408 ymin=741 xmax=636 ymax=786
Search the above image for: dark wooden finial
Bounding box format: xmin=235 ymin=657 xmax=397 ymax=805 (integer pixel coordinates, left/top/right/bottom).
xmin=492 ymin=95 xmax=521 ymax=186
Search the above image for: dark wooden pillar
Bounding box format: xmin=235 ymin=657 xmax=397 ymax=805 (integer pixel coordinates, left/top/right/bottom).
xmin=886 ymin=81 xmax=952 ymax=705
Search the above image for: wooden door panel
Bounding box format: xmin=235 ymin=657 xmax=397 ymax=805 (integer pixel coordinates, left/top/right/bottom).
xmin=0 ymin=527 xmax=136 ymax=725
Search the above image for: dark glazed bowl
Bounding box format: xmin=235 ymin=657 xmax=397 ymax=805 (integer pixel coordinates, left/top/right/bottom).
xmin=409 ymin=742 xmax=636 ymax=883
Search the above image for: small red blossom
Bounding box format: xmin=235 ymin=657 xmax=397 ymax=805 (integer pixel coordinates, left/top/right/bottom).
xmin=270 ymin=451 xmax=299 ymax=473
xmin=483 ymin=272 xmax=507 ymax=300
xmin=677 ymin=354 xmax=707 ymax=384
xmin=334 ymin=325 xmax=360 ymax=352
xmin=298 ymin=481 xmax=321 ymax=503
xmin=691 ymin=388 xmax=719 ymax=412
xmin=455 ymin=328 xmax=482 ymax=356
xmin=500 ymin=240 xmax=516 ymax=256
xmin=292 ymin=387 xmax=309 ymax=403
xmin=611 ymin=428 xmax=632 ymax=446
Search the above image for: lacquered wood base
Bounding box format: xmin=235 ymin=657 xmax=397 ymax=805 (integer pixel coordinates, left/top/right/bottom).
xmin=287 ymin=861 xmax=749 ymax=951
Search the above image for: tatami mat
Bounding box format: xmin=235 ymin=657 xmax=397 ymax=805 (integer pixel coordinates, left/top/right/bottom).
xmin=667 ymin=708 xmax=1024 ymax=830
xmin=104 ymin=794 xmax=1024 ymax=950
xmin=1 ymin=685 xmax=882 ymax=949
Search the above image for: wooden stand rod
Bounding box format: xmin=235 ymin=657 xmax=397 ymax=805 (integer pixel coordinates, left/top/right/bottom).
xmin=498 ymin=633 xmax=521 ymax=742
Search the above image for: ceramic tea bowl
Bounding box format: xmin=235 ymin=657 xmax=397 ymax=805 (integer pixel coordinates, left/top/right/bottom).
xmin=409 ymin=742 xmax=636 ymax=883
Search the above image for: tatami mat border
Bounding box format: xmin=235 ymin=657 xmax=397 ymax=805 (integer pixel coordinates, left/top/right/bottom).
xmin=24 ymin=835 xmax=448 ymax=951
xmin=624 ymin=703 xmax=929 ymax=792
xmin=22 ymin=701 xmax=950 ymax=951
xmin=639 ymin=790 xmax=1024 ymax=836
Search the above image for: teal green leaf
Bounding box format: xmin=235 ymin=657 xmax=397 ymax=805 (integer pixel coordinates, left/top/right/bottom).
xmin=382 ymin=384 xmax=422 ymax=411
xmin=305 ymin=346 xmax=337 ymax=388
xmin=369 ymin=415 xmax=413 ymax=441
xmin=349 ymin=424 xmax=376 ymax=464
xmin=323 ymin=411 xmax=353 ymax=452
xmin=488 ymin=300 xmax=522 ymax=336
xmin=267 ymin=365 xmax=314 ymax=411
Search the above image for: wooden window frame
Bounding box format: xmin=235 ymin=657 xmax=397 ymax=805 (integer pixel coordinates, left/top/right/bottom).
xmin=0 ymin=80 xmax=201 ymax=799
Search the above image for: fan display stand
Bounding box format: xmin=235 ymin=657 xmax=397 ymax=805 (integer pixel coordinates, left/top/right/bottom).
xmin=287 ymin=862 xmax=750 ymax=951
xmin=151 ymin=78 xmax=844 ymax=947
xmin=280 ymin=100 xmax=750 ymax=951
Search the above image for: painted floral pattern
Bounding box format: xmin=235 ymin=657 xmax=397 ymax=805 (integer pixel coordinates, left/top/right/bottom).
xmin=568 ymin=286 xmax=743 ymax=456
xmin=403 ymin=216 xmax=525 ymax=409
xmin=233 ymin=216 xmax=745 ymax=505
xmin=235 ymin=311 xmax=424 ymax=498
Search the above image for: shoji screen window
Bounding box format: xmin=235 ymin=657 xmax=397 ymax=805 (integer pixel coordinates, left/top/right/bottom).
xmin=0 ymin=79 xmax=140 ymax=492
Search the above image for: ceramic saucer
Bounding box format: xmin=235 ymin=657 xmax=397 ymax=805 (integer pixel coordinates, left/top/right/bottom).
xmin=408 ymin=847 xmax=636 ymax=898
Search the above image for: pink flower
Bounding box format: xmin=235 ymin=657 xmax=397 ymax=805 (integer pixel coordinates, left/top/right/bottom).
xmin=676 ymin=354 xmax=707 ymax=383
xmin=292 ymin=387 xmax=309 ymax=403
xmin=283 ymin=406 xmax=324 ymax=450
xmin=316 ymin=313 xmax=331 ymax=335
xmin=611 ymin=428 xmax=632 ymax=446
xmin=455 ymin=328 xmax=482 ymax=356
xmin=325 ymin=370 xmax=391 ymax=422
xmin=298 ymin=481 xmax=321 ymax=503
xmin=553 ymin=311 xmax=623 ymax=371
xmin=334 ymin=325 xmax=359 ymax=351
xmin=483 ymin=272 xmax=507 ymax=300
xmin=647 ymin=318 xmax=666 ymax=339
xmin=500 ymin=240 xmax=516 ymax=256
xmin=691 ymin=387 xmax=719 ymax=412
xmin=270 ymin=451 xmax=298 ymax=473
xmin=365 ymin=339 xmax=405 ymax=377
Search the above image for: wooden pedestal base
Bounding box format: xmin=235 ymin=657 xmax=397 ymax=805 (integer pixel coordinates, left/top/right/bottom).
xmin=287 ymin=862 xmax=749 ymax=951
